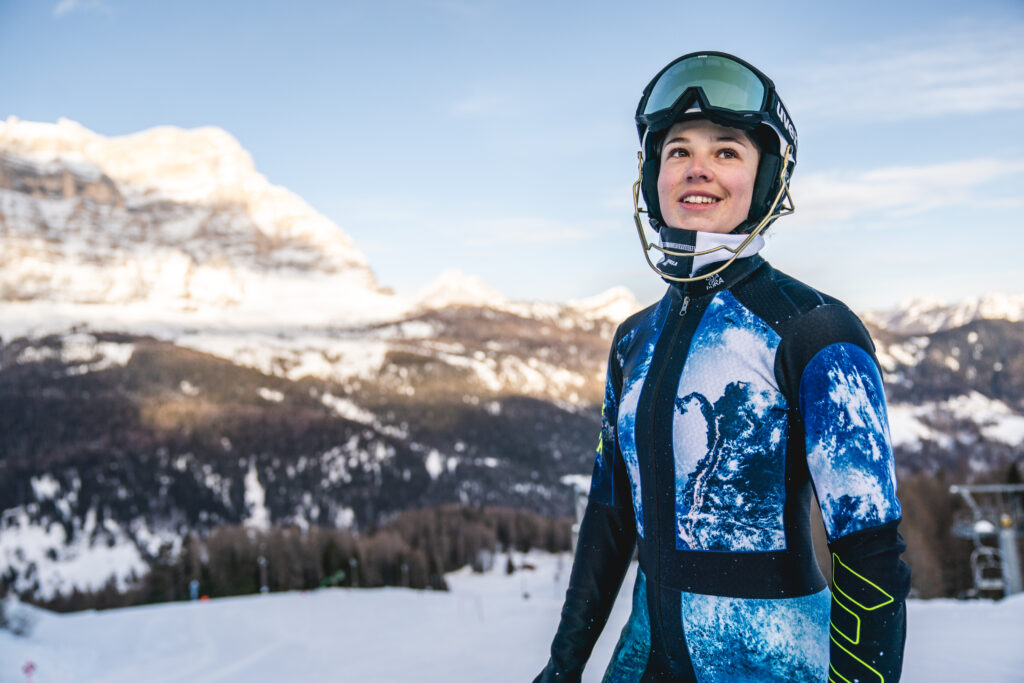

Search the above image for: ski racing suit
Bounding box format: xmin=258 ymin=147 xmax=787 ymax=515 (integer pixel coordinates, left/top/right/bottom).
xmin=536 ymin=233 xmax=910 ymax=682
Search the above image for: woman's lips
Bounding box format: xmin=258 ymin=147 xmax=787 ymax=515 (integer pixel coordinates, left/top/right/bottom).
xmin=678 ymin=193 xmax=721 ymax=211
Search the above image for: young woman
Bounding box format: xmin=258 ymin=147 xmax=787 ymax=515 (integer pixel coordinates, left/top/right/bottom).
xmin=535 ymin=51 xmax=910 ymax=683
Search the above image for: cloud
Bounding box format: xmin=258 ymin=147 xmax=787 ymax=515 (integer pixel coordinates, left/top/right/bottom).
xmin=787 ymin=25 xmax=1024 ymax=122
xmin=53 ymin=0 xmax=112 ymax=18
xmin=786 ymin=158 xmax=1024 ymax=228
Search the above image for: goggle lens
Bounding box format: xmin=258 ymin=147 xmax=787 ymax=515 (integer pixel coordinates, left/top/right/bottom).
xmin=643 ymin=55 xmax=766 ymax=116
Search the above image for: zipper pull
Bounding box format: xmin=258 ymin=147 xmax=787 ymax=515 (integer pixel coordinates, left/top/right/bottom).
xmin=679 ymin=295 xmax=690 ymax=318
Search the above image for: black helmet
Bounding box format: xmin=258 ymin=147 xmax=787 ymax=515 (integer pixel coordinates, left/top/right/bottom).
xmin=634 ymin=51 xmax=797 ymax=234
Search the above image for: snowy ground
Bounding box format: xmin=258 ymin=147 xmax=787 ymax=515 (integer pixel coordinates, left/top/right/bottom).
xmin=1 ymin=553 xmax=1022 ymax=682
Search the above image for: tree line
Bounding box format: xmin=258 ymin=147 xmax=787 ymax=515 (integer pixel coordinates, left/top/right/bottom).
xmin=9 ymin=463 xmax=1024 ymax=615
xmin=26 ymin=504 xmax=573 ymax=613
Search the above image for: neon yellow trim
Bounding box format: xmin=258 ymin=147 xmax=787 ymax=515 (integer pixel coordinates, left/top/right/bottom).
xmin=829 ymin=663 xmax=852 ymax=683
xmin=832 ymin=553 xmax=894 ymax=612
xmin=830 ymin=634 xmax=885 ymax=683
xmin=596 ymin=435 xmax=603 ymax=456
xmin=830 ymin=591 xmax=862 ymax=645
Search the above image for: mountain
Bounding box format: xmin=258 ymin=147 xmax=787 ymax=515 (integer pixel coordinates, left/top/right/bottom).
xmin=0 ymin=116 xmax=397 ymax=326
xmin=1 ymin=118 xmax=1021 ymax=603
xmin=862 ymin=293 xmax=1024 ymax=334
xmin=0 ymin=118 xmax=639 ymax=601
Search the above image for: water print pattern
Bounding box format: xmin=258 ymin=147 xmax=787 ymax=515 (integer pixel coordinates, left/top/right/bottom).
xmin=801 ymin=342 xmax=901 ymax=541
xmin=602 ymin=569 xmax=650 ymax=682
xmin=680 ymin=588 xmax=831 ymax=682
xmin=616 ymin=299 xmax=670 ymax=538
xmin=589 ymin=373 xmax=619 ymax=506
xmin=672 ymin=291 xmax=788 ymax=551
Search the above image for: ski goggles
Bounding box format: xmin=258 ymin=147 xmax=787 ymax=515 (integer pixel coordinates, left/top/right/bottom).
xmin=635 ymin=51 xmax=796 ymax=149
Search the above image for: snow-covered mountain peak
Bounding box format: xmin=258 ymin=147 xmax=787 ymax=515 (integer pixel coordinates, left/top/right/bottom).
xmin=413 ymin=269 xmax=507 ymax=310
xmin=864 ymin=292 xmax=1024 ymax=333
xmin=0 ymin=117 xmax=368 ymax=262
xmin=567 ymin=286 xmax=641 ymax=322
xmin=1 ymin=116 xmax=256 ymax=205
xmin=85 ymin=124 xmax=256 ymax=204
xmin=0 ymin=116 xmax=101 ymax=152
xmin=0 ymin=117 xmax=396 ymax=322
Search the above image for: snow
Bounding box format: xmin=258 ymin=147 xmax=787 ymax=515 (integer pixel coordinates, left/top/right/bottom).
xmin=559 ymin=474 xmax=592 ymax=492
xmin=425 ymin=450 xmax=445 ymax=480
xmin=320 ymin=393 xmax=375 ymax=423
xmin=0 ymin=118 xmax=367 ymax=273
xmin=334 ymin=507 xmax=355 ymax=528
xmin=413 ymin=269 xmax=506 ymax=310
xmin=318 ymin=392 xmax=408 ymax=440
xmin=172 ymin=331 xmax=394 ymax=384
xmin=864 ymin=292 xmax=1024 ymax=333
xmin=13 ymin=334 xmax=134 ymax=375
xmin=0 ymin=302 xmax=598 ymax=406
xmin=242 ymin=462 xmax=270 ymax=531
xmin=0 ymin=507 xmax=148 ymax=601
xmin=566 ymin=286 xmax=642 ymax=323
xmin=256 ymin=387 xmax=284 ymax=403
xmin=887 ymin=404 xmax=951 ymax=450
xmin=1 ymin=116 xmax=395 ymax=324
xmin=941 ymin=392 xmax=1024 ymax=446
xmin=2 ymin=119 xmax=628 ymax=415
xmin=437 ymin=350 xmax=588 ymax=403
xmin=29 ymin=476 xmax=60 ymax=502
xmin=412 ymin=270 xmax=636 ymax=324
xmin=876 ymin=336 xmax=930 ymax=372
xmin=0 ymin=553 xmax=1021 ymax=682
xmin=903 ymin=596 xmax=1024 ymax=681
xmin=887 ymin=392 xmax=1024 ymax=450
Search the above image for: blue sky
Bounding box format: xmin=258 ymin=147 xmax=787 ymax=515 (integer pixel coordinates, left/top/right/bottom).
xmin=2 ymin=0 xmax=1022 ymax=310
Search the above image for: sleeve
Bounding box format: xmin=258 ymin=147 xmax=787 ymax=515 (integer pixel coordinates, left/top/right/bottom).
xmin=785 ymin=304 xmax=911 ymax=683
xmin=534 ymin=339 xmax=638 ymax=683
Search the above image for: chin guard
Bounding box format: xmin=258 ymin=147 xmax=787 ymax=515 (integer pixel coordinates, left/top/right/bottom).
xmin=631 ymin=145 xmax=794 ymax=284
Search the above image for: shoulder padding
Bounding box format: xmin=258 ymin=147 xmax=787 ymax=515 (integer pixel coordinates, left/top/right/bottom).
xmin=730 ymin=264 xmax=876 ymax=407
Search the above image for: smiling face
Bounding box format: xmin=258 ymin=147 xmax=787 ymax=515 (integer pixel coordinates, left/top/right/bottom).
xmin=656 ymin=119 xmax=760 ymax=234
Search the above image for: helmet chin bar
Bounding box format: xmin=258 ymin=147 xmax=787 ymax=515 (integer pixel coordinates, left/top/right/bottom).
xmin=631 ymin=144 xmax=795 ymax=284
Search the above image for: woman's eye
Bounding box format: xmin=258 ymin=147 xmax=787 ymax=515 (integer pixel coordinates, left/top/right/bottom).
xmin=717 ymin=148 xmax=740 ymax=159
xmin=666 ymin=147 xmax=688 ymax=158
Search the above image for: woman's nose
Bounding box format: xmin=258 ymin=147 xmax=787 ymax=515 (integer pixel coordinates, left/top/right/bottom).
xmin=686 ymin=154 xmax=712 ymax=181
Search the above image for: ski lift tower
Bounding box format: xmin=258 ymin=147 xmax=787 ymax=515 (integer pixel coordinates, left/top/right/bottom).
xmin=949 ymin=483 xmax=1024 ymax=598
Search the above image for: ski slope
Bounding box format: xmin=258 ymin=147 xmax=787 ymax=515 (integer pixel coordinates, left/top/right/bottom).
xmin=1 ymin=553 xmax=1021 ymax=682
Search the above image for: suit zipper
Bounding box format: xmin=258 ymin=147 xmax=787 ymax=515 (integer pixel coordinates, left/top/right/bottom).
xmin=648 ymin=287 xmax=690 ymax=656
xmin=678 ymin=295 xmax=690 ymax=318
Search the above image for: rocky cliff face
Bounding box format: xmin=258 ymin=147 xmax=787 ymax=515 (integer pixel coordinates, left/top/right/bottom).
xmin=0 ymin=117 xmax=383 ymax=318
xmin=0 ymin=152 xmax=123 ymax=206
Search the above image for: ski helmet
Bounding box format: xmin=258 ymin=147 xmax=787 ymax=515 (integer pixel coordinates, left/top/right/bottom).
xmin=631 ymin=51 xmax=798 ymax=282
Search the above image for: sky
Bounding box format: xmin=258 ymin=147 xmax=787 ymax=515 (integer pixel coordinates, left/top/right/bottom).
xmin=1 ymin=0 xmax=1023 ymax=311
